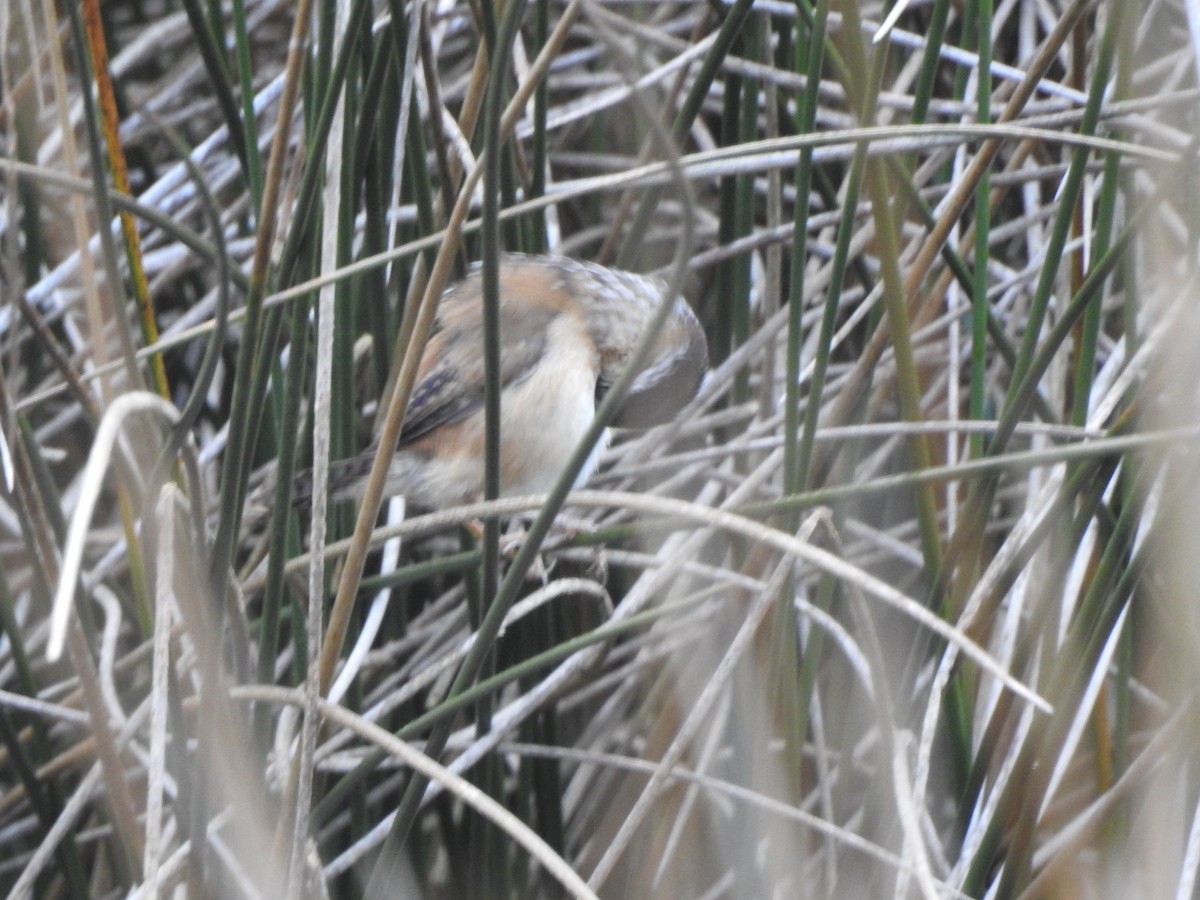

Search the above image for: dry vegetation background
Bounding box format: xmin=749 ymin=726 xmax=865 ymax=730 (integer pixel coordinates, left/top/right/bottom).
xmin=2 ymin=0 xmax=1200 ymax=897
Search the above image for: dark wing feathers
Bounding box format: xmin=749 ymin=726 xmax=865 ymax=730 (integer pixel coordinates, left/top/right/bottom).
xmin=398 ymin=286 xmax=555 ymax=446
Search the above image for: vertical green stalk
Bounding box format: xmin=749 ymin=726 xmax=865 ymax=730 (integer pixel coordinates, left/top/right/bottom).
xmin=475 ymin=10 xmax=511 ymax=891
xmin=179 ymin=0 xmax=252 ymax=186
xmin=1070 ymin=11 xmax=1131 ymax=429
xmin=997 ymin=5 xmax=1126 ymax=442
xmin=230 ymin=0 xmax=264 ymax=203
xmin=256 ymin=299 xmax=311 ymax=695
xmin=208 ymin=0 xmax=315 ymax=597
xmin=782 ymin=0 xmax=831 ymax=850
xmin=716 ymin=13 xmax=757 ymax=396
xmin=212 ymin=0 xmax=373 ymax=597
xmin=910 ymin=0 xmax=951 ymax=126
xmin=365 ymin=3 xmax=531 ymax=888
xmin=358 ymin=28 xmax=400 ymax=392
xmin=526 ymin=0 xmax=551 ymax=251
xmin=969 ymin=0 xmax=992 ymax=460
xmin=1104 ymin=4 xmax=1138 ymax=798
xmin=715 ymin=58 xmax=742 ymax=367
xmin=732 ymin=15 xmax=759 ymax=366
xmin=836 ymin=0 xmax=943 ymax=576
xmin=787 ymin=0 xmax=833 ymax=495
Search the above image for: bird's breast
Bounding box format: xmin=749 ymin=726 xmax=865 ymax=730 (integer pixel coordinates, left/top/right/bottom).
xmin=500 ymin=315 xmax=609 ymax=495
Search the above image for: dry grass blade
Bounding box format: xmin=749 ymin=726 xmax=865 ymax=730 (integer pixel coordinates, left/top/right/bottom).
xmin=2 ymin=1 xmax=1199 ymax=897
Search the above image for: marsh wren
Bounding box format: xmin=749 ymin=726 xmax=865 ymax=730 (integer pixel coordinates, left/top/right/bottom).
xmin=302 ymin=254 xmax=707 ymax=510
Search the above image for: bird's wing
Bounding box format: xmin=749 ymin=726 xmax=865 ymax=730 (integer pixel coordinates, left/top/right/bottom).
xmin=398 ymin=289 xmax=556 ymax=446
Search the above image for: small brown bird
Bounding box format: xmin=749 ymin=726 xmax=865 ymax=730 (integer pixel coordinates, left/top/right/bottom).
xmin=313 ymin=254 xmax=707 ymax=510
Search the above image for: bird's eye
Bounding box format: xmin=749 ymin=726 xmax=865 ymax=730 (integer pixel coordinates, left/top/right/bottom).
xmin=595 ymin=377 xmax=611 ymax=406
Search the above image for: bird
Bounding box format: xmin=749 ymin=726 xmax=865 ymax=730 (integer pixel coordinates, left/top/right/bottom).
xmin=303 ymin=253 xmax=708 ymax=511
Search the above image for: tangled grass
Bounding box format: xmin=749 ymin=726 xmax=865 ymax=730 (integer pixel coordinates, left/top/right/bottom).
xmin=2 ymin=1 xmax=1199 ymax=897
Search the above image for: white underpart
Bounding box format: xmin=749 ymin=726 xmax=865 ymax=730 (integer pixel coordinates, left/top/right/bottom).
xmin=501 ymin=314 xmax=609 ymax=495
